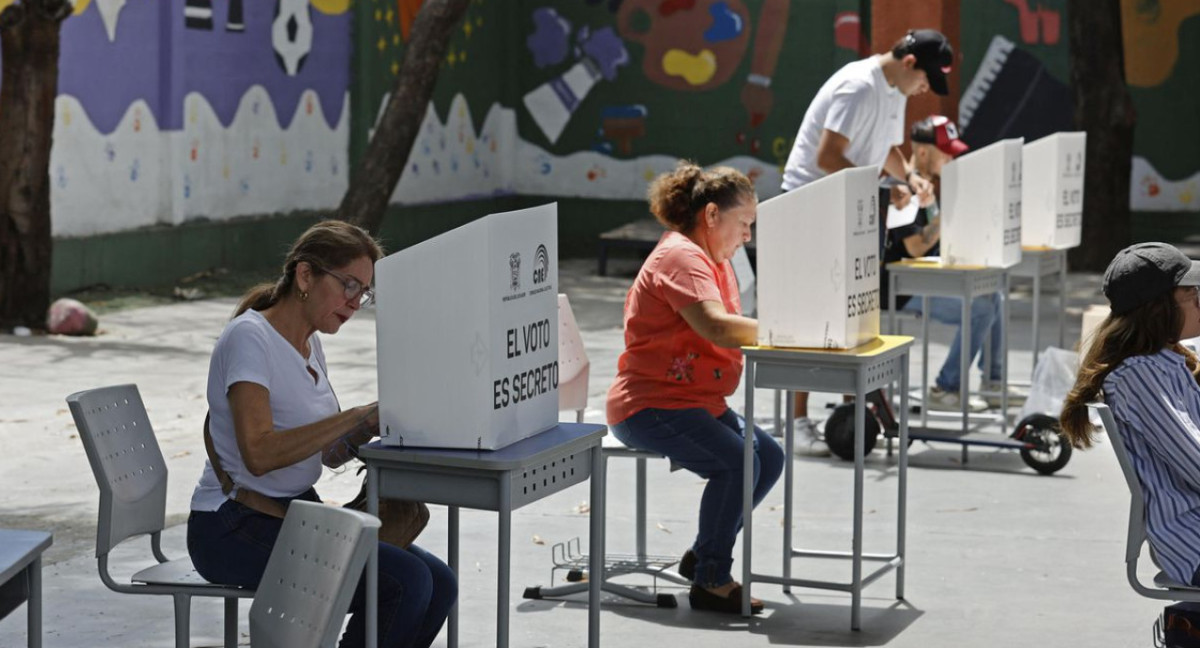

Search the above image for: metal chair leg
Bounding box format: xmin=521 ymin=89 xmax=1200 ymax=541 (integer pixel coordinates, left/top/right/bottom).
xmin=224 ymin=597 xmax=238 ymax=648
xmin=173 ymin=593 xmax=191 ymax=648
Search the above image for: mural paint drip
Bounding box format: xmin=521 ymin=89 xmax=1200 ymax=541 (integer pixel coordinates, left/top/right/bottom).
xmin=95 ymin=0 xmax=127 ymax=40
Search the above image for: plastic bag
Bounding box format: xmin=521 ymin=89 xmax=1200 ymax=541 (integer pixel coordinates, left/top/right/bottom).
xmin=1018 ymin=346 xmax=1078 ymax=422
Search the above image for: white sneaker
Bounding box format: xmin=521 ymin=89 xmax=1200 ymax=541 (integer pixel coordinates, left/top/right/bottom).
xmin=980 ymin=380 xmax=1027 ymax=408
xmin=926 ymin=386 xmax=988 ymax=413
xmin=792 ymin=417 xmax=831 ymax=457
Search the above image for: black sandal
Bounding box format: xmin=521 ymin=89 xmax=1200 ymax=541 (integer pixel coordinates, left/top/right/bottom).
xmin=688 ymin=584 xmax=764 ymax=615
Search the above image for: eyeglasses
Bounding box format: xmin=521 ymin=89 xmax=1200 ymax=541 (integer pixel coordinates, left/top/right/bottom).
xmin=315 ymin=264 xmax=374 ymax=307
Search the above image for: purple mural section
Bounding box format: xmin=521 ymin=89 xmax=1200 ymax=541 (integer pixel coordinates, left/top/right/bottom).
xmin=27 ymin=0 xmax=353 ymax=134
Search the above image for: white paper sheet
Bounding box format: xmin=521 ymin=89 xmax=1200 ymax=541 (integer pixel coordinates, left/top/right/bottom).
xmin=886 ymin=195 xmax=920 ymax=229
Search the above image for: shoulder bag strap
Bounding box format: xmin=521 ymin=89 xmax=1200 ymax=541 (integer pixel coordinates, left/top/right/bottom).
xmin=203 ymin=412 xmax=287 ymax=518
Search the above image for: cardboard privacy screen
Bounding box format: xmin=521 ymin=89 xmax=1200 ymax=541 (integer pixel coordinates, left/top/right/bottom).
xmin=375 ymin=204 xmax=559 ymax=450
xmin=756 ymin=166 xmax=881 ymax=349
xmin=940 ymin=137 xmax=1024 ymax=268
xmin=1021 ymin=132 xmax=1085 ymax=249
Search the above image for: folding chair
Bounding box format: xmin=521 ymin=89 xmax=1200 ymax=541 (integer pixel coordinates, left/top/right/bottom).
xmin=1089 ymin=403 xmax=1200 ymax=601
xmin=249 ymin=501 xmax=380 ymax=648
xmin=67 ymin=384 xmax=253 ymax=648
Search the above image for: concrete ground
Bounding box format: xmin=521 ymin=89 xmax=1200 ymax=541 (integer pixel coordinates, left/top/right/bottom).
xmin=0 ymin=257 xmax=1167 ymax=647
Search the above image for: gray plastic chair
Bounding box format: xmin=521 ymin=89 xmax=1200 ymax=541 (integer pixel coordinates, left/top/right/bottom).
xmin=1089 ymin=402 xmax=1200 ymax=601
xmin=249 ymin=500 xmax=380 ymax=648
xmin=67 ymin=384 xmax=253 ymax=648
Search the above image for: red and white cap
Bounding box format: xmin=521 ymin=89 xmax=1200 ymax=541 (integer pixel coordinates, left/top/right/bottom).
xmin=911 ymin=115 xmax=969 ymax=157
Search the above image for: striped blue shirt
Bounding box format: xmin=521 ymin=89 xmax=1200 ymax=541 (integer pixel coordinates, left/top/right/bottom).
xmin=1105 ymin=349 xmax=1200 ymax=585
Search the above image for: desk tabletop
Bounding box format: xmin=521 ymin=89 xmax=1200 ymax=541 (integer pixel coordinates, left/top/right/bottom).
xmin=887 ymin=258 xmax=1002 ymax=272
xmin=0 ymin=529 xmax=52 ymax=584
xmin=359 ymin=423 xmax=607 ymax=471
xmin=744 ymin=335 xmax=914 ymax=361
xmin=1020 ymin=245 xmax=1071 ymax=254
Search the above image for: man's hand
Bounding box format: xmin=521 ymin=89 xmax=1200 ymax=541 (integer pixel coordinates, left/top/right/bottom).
xmin=890 ymin=183 xmax=914 ymax=209
xmin=908 ymin=173 xmax=935 ymax=207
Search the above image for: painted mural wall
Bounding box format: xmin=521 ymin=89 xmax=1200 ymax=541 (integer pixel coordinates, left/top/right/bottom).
xmin=957 ymin=0 xmax=1200 ymax=213
xmin=352 ymin=0 xmax=871 ymax=208
xmin=4 ymin=0 xmax=1196 ymax=244
xmin=0 ymin=0 xmax=352 ymax=237
xmin=353 ymin=0 xmax=1200 ymax=216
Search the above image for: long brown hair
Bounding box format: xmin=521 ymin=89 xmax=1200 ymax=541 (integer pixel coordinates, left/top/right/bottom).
xmin=1060 ymin=290 xmax=1200 ymax=448
xmin=648 ymin=161 xmax=756 ymax=233
xmin=234 ymin=220 xmax=384 ymax=318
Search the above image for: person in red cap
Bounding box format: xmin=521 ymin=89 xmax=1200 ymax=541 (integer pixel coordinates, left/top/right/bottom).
xmin=779 ymin=29 xmax=957 ymax=453
xmin=882 ymin=115 xmax=1014 ymax=412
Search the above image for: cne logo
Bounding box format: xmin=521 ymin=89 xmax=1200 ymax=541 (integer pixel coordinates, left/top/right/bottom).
xmin=509 ymin=252 xmax=521 ymax=291
xmin=532 ymin=244 xmax=549 ymax=285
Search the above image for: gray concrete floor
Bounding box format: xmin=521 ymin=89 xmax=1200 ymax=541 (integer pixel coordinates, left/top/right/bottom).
xmin=0 ymin=258 xmax=1165 ymax=647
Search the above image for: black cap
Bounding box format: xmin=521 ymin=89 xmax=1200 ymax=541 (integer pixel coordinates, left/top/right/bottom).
xmin=1102 ymin=242 xmax=1200 ymax=315
xmin=898 ymin=29 xmax=953 ymax=96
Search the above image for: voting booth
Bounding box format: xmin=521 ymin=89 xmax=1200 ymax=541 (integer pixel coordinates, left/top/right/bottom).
xmin=1021 ymin=132 xmax=1085 ymax=249
xmin=375 ymin=204 xmax=560 ymax=450
xmin=941 ymin=138 xmax=1024 ymax=268
xmin=756 ymin=166 xmax=880 ymax=349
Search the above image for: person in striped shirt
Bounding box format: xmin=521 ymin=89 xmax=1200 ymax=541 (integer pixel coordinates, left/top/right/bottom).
xmin=1061 ymin=242 xmax=1200 ymax=586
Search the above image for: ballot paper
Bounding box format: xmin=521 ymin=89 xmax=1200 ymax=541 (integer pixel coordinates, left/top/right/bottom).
xmin=886 ymin=196 xmax=920 ymax=229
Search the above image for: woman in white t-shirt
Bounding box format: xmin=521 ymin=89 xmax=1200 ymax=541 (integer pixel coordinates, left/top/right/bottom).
xmin=187 ymin=220 xmax=455 ymax=648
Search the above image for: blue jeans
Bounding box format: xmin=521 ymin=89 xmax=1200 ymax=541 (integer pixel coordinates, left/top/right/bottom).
xmin=188 ymin=490 xmax=456 ymax=648
xmin=902 ymin=293 xmax=1003 ymax=392
xmin=611 ymin=407 xmax=784 ymax=587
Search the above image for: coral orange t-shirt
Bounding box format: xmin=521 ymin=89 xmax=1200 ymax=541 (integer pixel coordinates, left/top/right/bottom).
xmin=606 ymin=231 xmax=744 ymax=424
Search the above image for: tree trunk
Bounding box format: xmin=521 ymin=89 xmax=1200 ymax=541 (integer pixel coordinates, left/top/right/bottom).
xmin=0 ymin=0 xmax=70 ymax=330
xmin=1067 ymin=0 xmax=1136 ymax=272
xmin=337 ymin=0 xmax=471 ymax=235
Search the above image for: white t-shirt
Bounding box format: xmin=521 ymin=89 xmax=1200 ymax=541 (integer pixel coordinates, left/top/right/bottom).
xmin=781 ymin=56 xmax=906 ymax=191
xmin=190 ymin=309 xmax=339 ymax=512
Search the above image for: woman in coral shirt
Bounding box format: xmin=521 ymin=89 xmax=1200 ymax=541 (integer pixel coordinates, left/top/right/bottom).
xmin=607 ymin=161 xmax=784 ymax=614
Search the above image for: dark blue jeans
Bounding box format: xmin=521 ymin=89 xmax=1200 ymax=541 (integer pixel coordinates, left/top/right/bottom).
xmin=188 ymin=490 xmax=456 ymax=648
xmin=611 ymin=407 xmax=784 ymax=587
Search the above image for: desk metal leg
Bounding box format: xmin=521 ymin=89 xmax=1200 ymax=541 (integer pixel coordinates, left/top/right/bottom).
xmin=960 ymin=288 xmax=971 ymax=446
xmin=1031 ymin=267 xmax=1042 ymax=374
xmin=1058 ymin=252 xmax=1067 ymax=348
xmin=28 ymin=558 xmax=41 ymax=648
xmin=851 ymin=369 xmax=866 ymax=631
xmin=589 ymin=446 xmax=605 ymax=648
xmin=448 ymin=506 xmax=459 ymax=648
xmin=897 ymin=354 xmax=909 ymax=600
xmin=366 ymin=465 xmax=379 ymax=648
xmin=783 ymin=395 xmax=794 ymax=593
xmin=742 ymin=360 xmax=755 ymax=618
xmin=498 ymin=481 xmax=512 ymax=648
xmin=1001 ymin=274 xmax=1010 ymax=424
xmin=921 ymin=295 xmax=930 ymax=429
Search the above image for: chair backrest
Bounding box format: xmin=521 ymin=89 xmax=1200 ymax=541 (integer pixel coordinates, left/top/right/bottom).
xmin=558 ymin=294 xmax=590 ymax=419
xmin=67 ymin=384 xmax=169 ymax=557
xmin=1088 ymin=403 xmax=1149 ymax=565
xmin=249 ymin=501 xmax=380 ymax=648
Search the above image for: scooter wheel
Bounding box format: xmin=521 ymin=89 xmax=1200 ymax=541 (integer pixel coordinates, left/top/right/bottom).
xmin=824 ymin=403 xmax=880 ymax=461
xmin=1014 ymin=413 xmax=1073 ymax=475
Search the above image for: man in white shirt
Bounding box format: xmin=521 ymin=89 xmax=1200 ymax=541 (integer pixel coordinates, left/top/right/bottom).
xmin=780 ymin=29 xmax=956 ymax=456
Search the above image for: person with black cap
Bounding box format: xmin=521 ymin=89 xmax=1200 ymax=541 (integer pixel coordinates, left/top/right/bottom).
xmin=1060 ymin=242 xmax=1200 ymax=588
xmin=778 ymin=29 xmax=957 ymax=454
